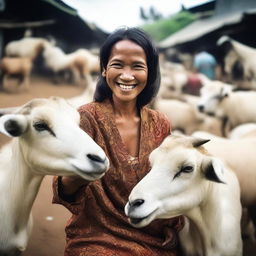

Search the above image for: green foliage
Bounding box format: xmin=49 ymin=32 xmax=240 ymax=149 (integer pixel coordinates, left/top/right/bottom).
xmin=142 ymin=11 xmax=196 ymax=42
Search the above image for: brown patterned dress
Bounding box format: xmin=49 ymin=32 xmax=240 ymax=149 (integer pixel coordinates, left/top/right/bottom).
xmin=52 ymin=99 xmax=184 ymax=256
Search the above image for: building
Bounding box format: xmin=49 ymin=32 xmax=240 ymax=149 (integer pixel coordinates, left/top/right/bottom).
xmin=159 ymin=0 xmax=256 ymax=59
xmin=0 ymin=0 xmax=108 ymax=57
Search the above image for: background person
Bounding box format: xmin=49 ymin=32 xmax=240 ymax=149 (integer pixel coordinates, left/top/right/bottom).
xmin=193 ymin=50 xmax=217 ymax=80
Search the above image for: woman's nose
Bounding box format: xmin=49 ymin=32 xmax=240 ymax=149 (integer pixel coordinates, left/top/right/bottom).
xmin=120 ymin=69 xmax=134 ymax=80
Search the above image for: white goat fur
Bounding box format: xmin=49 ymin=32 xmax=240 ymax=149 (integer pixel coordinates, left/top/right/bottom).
xmin=125 ymin=135 xmax=242 ymax=256
xmin=5 ymin=37 xmax=48 ymax=60
xmin=191 ymin=131 xmax=256 ymax=207
xmin=228 ymin=123 xmax=256 ymax=139
xmin=198 ymin=81 xmax=256 ymax=129
xmin=218 ymin=36 xmax=256 ymax=90
xmin=159 ymin=60 xmax=188 ymax=99
xmin=0 ymin=97 xmax=109 ymax=255
xmin=153 ymin=98 xmax=222 ymax=136
xmin=43 ymin=43 xmax=99 ymax=86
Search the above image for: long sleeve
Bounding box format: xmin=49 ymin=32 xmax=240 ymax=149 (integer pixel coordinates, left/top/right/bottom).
xmin=52 ymin=176 xmax=88 ymax=215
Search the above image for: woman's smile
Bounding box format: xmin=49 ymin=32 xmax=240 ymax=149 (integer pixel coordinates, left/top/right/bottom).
xmin=116 ymin=82 xmax=137 ymax=91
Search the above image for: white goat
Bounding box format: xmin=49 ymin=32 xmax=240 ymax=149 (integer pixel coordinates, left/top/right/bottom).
xmin=0 ymin=97 xmax=109 ymax=256
xmin=42 ymin=42 xmax=80 ymax=84
xmin=125 ymin=135 xmax=242 ymax=256
xmin=217 ymin=36 xmax=256 ymax=90
xmin=74 ymin=48 xmax=100 ymax=75
xmin=5 ymin=37 xmax=48 ymax=61
xmin=43 ymin=43 xmax=98 ymax=86
xmin=153 ymin=98 xmax=223 ymax=136
xmin=159 ymin=61 xmax=188 ymax=99
xmin=198 ymin=81 xmax=256 ymax=130
xmin=228 ymin=123 xmax=256 ymax=139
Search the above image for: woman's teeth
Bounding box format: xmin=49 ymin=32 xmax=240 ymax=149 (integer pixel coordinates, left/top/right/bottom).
xmin=118 ymin=84 xmax=136 ymax=91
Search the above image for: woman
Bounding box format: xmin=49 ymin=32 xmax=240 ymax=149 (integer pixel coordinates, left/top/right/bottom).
xmin=53 ymin=27 xmax=184 ymax=256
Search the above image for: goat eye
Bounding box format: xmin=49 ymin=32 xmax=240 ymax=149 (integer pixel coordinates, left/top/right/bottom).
xmin=181 ymin=165 xmax=194 ymax=173
xmin=173 ymin=165 xmax=194 ymax=180
xmin=33 ymin=121 xmax=56 ymax=136
xmin=33 ymin=121 xmax=49 ymax=131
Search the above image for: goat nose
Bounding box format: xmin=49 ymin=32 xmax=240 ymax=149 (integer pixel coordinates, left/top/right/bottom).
xmin=198 ymin=105 xmax=204 ymax=112
xmin=87 ymin=154 xmax=106 ymax=164
xmin=128 ymin=199 xmax=145 ymax=215
xmin=130 ymin=199 xmax=145 ymax=208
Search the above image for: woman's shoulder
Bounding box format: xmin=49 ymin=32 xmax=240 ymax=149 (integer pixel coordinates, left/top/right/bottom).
xmin=78 ymin=101 xmax=107 ymax=116
xmin=78 ymin=100 xmax=112 ymax=124
xmin=78 ymin=101 xmax=98 ymax=114
xmin=143 ymin=106 xmax=171 ymax=142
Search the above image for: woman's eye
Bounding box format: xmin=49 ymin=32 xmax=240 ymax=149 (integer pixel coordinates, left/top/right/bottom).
xmin=181 ymin=165 xmax=194 ymax=173
xmin=134 ymin=64 xmax=145 ymax=69
xmin=110 ymin=63 xmax=122 ymax=68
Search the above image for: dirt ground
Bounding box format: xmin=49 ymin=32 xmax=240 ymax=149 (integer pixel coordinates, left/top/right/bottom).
xmin=0 ymin=76 xmax=256 ymax=256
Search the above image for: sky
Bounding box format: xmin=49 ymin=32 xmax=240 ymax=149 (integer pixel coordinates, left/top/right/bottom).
xmin=63 ymin=0 xmax=211 ymax=33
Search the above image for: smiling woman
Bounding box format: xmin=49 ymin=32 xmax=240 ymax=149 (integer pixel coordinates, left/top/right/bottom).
xmin=52 ymin=27 xmax=184 ymax=256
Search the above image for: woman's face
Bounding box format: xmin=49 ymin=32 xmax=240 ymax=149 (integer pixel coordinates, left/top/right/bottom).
xmin=104 ymin=40 xmax=148 ymax=105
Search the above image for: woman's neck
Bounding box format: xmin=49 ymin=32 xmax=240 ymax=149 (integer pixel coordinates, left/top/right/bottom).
xmin=112 ymin=98 xmax=139 ymax=118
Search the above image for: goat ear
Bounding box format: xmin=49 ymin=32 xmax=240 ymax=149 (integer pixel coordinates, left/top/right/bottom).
xmin=191 ymin=137 xmax=210 ymax=147
xmin=0 ymin=114 xmax=28 ymax=137
xmin=202 ymin=157 xmax=226 ymax=184
xmin=220 ymin=85 xmax=232 ymax=98
xmin=0 ymin=107 xmax=19 ymax=117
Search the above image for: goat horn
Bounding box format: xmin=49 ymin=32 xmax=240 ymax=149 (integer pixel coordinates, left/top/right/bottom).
xmin=191 ymin=137 xmax=210 ymax=147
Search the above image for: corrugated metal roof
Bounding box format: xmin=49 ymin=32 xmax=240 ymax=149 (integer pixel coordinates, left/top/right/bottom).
xmin=159 ymin=0 xmax=256 ymax=48
xmin=159 ymin=4 xmax=256 ymax=49
xmin=215 ymin=0 xmax=256 ymax=16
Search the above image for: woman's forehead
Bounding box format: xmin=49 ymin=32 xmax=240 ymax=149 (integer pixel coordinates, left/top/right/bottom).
xmin=109 ymin=40 xmax=146 ymax=59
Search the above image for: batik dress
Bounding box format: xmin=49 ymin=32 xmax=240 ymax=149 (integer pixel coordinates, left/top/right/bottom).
xmin=53 ymin=99 xmax=184 ymax=256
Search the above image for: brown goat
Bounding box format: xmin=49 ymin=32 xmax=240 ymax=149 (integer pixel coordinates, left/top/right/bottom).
xmin=0 ymin=57 xmax=33 ymax=91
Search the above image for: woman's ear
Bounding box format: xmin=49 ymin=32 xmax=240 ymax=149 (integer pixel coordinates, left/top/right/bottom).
xmin=102 ymin=69 xmax=106 ymax=77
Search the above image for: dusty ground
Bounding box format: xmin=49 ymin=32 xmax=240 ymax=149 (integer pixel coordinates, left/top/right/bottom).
xmin=0 ymin=76 xmax=256 ymax=256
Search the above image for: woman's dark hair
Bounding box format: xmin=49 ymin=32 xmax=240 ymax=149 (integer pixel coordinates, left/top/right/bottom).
xmin=94 ymin=27 xmax=160 ymax=109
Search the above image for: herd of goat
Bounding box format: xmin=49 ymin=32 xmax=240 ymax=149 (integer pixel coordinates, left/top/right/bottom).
xmin=1 ymin=35 xmax=256 ymax=255
xmin=0 ymin=37 xmax=100 ymax=91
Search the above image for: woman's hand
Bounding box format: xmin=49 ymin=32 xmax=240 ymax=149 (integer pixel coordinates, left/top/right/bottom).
xmin=60 ymin=176 xmax=90 ymax=196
